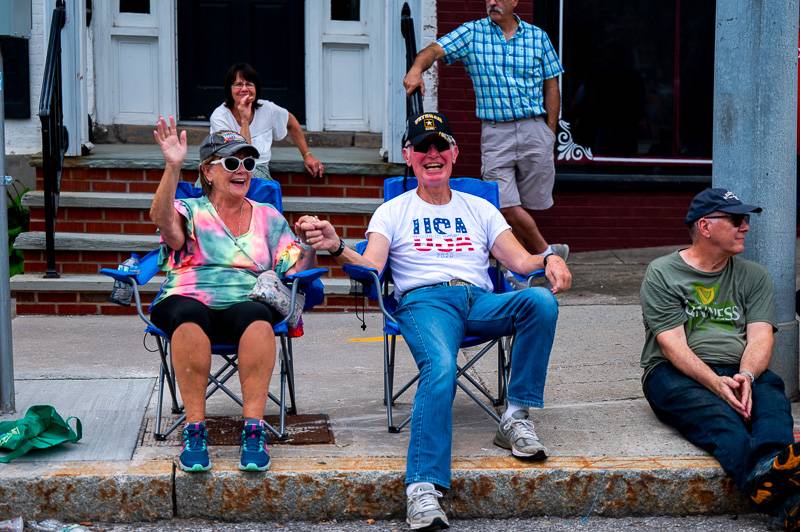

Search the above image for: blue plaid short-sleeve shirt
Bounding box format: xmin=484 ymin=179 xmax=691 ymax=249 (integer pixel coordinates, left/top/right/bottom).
xmin=437 ymin=16 xmax=563 ymax=122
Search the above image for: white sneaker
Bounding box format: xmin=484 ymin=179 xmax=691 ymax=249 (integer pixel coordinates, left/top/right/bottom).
xmin=406 ymin=483 xmax=449 ymax=530
xmin=549 ymin=243 xmax=570 ymax=262
xmin=493 ymin=410 xmax=548 ymax=460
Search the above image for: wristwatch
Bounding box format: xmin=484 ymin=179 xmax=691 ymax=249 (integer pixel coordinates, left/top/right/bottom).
xmin=739 ymin=370 xmax=755 ymax=384
xmin=329 ymin=238 xmax=346 ymax=257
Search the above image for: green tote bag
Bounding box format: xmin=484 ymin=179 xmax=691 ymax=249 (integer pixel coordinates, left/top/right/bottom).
xmin=0 ymin=405 xmax=82 ymax=463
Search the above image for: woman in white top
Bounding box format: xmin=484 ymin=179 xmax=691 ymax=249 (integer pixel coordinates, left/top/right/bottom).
xmin=209 ymin=63 xmax=324 ymax=180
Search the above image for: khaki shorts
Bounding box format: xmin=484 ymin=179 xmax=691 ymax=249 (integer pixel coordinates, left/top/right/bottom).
xmin=481 ymin=116 xmax=556 ymax=210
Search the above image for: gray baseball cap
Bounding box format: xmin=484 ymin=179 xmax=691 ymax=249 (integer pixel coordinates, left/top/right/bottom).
xmin=199 ymin=130 xmax=259 ymax=160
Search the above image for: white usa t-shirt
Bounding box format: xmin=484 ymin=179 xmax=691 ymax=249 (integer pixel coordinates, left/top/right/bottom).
xmin=367 ymin=189 xmax=510 ymax=297
xmin=209 ymin=99 xmax=289 ymax=166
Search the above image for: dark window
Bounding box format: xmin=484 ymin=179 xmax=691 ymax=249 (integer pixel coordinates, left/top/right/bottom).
xmin=557 ymin=0 xmax=714 ymax=160
xmin=331 ymin=0 xmax=359 ymax=21
xmin=119 ymin=0 xmax=150 ymax=14
xmin=0 ymin=38 xmax=31 ymax=119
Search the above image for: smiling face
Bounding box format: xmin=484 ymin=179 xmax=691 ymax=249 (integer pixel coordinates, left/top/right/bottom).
xmin=203 ymin=149 xmax=253 ymax=202
xmin=231 ymin=73 xmax=256 ymax=103
xmin=402 ymin=137 xmax=459 ymax=195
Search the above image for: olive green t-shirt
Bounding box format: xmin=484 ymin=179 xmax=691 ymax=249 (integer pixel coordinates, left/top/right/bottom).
xmin=640 ymin=250 xmax=775 ymax=383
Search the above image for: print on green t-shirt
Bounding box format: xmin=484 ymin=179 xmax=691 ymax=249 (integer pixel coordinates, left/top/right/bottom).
xmin=686 ymin=281 xmax=740 ymax=333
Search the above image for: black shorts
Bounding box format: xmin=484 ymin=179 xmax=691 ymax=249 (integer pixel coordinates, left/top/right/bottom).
xmin=150 ymin=295 xmax=280 ymax=344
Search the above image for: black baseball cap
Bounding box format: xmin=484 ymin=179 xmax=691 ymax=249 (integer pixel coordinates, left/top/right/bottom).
xmin=199 ymin=130 xmax=259 ymax=161
xmin=404 ymin=112 xmax=456 ymax=148
xmin=684 ymin=187 xmax=763 ymax=225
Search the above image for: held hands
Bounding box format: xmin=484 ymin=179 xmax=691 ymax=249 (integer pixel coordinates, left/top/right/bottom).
xmin=714 ymin=375 xmax=750 ymax=420
xmin=153 ymin=115 xmax=187 ymax=168
xmin=544 ymin=256 xmax=572 ymax=294
xmin=294 ymin=216 xmax=340 ymax=253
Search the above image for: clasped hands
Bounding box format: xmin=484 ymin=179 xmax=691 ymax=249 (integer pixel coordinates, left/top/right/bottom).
xmin=715 ymin=373 xmax=753 ymax=420
xmin=295 ymin=215 xmax=339 ymax=253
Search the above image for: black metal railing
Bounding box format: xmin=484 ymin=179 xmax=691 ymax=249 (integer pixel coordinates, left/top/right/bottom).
xmin=38 ymin=0 xmax=67 ymax=279
xmin=401 ymin=2 xmax=423 ymax=117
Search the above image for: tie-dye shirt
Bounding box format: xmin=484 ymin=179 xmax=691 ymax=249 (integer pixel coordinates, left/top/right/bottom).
xmin=153 ymin=196 xmax=303 ymax=309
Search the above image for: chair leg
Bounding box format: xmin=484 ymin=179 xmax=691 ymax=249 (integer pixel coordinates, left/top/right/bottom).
xmin=384 ymin=334 xmax=395 ymax=432
xmin=284 ymin=336 xmax=298 ymax=415
xmin=157 ymin=336 xmax=181 ymax=414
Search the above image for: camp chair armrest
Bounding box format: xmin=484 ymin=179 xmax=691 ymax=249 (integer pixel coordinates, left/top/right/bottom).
xmin=99 ymin=267 xmax=136 ymax=285
xmin=342 ymin=263 xmax=380 ymax=286
xmin=507 ymin=268 xmax=546 ymax=287
xmin=283 ymin=267 xmax=328 ymax=288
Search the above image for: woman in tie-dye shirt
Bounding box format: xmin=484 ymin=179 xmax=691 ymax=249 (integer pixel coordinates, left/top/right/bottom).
xmin=149 ymin=119 xmax=316 ymax=473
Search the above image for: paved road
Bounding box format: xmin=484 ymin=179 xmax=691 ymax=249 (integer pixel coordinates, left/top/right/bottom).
xmin=40 ymin=515 xmax=774 ymax=531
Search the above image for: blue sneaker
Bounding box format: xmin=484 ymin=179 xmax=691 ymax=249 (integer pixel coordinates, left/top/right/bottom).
xmin=239 ymin=419 xmax=271 ymax=471
xmin=179 ymin=422 xmax=211 ymax=472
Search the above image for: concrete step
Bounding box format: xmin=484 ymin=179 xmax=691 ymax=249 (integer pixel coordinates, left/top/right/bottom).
xmin=10 ymin=273 xmax=356 ymax=315
xmin=0 ymin=456 xmax=745 ymax=522
xmin=14 ymin=232 xmax=363 ymax=277
xmin=92 ymin=124 xmax=383 ymax=149
xmin=24 ymin=191 xmax=380 ymax=236
xmin=23 ymin=190 xmax=382 ymax=213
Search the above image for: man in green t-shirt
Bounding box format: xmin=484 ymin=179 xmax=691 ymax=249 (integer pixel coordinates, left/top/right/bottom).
xmin=640 ymin=188 xmax=799 ymax=529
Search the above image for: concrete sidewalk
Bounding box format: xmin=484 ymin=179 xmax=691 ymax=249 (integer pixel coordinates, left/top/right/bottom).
xmin=2 ymin=245 xmax=798 ymax=522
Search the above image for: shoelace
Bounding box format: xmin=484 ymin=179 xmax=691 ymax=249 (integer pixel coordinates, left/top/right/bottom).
xmin=242 ymin=424 xmax=266 ymax=452
xmin=509 ymin=418 xmax=538 ymax=440
xmin=409 ymin=488 xmax=443 ymax=514
xmin=183 ymin=426 xmax=207 ymax=451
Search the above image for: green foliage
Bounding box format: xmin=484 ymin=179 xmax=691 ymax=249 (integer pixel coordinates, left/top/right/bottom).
xmin=6 ymin=181 xmax=29 ymax=277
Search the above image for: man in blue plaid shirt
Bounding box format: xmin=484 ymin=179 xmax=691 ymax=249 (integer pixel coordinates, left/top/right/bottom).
xmin=404 ymin=0 xmax=568 ymax=264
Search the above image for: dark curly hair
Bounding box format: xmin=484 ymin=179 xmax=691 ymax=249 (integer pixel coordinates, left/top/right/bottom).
xmin=223 ymin=63 xmax=263 ymax=112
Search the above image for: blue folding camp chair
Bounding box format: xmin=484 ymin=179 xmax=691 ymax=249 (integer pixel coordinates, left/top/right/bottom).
xmin=100 ymin=178 xmax=326 ymax=441
xmin=343 ymin=176 xmax=544 ymax=433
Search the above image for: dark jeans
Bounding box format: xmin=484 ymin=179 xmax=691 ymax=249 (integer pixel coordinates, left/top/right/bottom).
xmin=644 ymin=362 xmax=794 ymax=491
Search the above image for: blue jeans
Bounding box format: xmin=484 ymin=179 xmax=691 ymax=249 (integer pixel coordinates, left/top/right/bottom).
xmin=644 ymin=362 xmax=794 ymax=491
xmin=395 ymin=284 xmax=559 ymax=489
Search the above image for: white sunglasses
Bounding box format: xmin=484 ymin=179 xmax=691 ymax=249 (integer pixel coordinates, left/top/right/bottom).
xmin=209 ymin=156 xmax=257 ymax=172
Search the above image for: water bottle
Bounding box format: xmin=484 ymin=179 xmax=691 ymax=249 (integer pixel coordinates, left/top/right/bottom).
xmin=108 ymin=253 xmax=140 ymax=306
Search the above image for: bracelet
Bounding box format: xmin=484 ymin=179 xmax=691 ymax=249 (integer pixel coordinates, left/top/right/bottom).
xmin=543 ymin=253 xmax=552 ymax=268
xmin=739 ymin=370 xmax=755 ymax=384
xmin=329 ymin=238 xmax=346 ymax=257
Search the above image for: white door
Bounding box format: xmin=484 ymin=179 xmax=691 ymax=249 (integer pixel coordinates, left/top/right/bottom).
xmin=306 ymin=0 xmax=384 ymax=132
xmin=93 ymin=0 xmax=176 ymax=125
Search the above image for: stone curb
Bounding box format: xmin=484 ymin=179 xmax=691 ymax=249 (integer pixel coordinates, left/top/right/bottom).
xmin=0 ymin=456 xmax=747 ymax=522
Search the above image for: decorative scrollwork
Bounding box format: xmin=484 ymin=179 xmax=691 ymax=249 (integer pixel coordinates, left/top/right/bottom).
xmin=555 ymin=119 xmax=593 ymax=162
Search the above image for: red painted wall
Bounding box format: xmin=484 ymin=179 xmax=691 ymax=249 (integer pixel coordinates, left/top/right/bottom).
xmin=436 ymin=1 xmax=535 ymax=177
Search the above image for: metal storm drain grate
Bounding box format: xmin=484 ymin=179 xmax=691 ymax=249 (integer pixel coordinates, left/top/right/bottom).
xmin=147 ymin=414 xmax=334 ymax=446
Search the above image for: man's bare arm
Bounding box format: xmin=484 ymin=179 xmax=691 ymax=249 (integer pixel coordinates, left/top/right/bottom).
xmin=543 ymin=77 xmax=560 ymax=133
xmin=403 ymin=43 xmax=446 ymax=96
xmin=656 ymin=325 xmax=748 ymax=417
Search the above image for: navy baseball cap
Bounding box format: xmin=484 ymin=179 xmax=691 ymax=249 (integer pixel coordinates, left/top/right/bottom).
xmin=684 ymin=188 xmax=763 ymax=225
xmin=199 ymin=130 xmax=259 ymax=161
xmin=403 ymin=112 xmax=456 ymax=147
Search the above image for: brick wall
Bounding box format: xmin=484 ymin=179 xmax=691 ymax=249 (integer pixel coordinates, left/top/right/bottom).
xmin=436 ymin=1 xmax=535 ymax=177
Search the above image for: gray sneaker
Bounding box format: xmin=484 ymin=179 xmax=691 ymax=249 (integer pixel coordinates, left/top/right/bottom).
xmin=493 ymin=410 xmax=548 ymax=460
xmin=550 ymin=243 xmax=570 ymax=262
xmin=406 ymin=483 xmax=449 ymax=530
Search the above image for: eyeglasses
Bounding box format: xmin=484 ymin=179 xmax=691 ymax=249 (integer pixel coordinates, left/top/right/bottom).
xmin=703 ymin=213 xmax=750 ymax=227
xmin=232 ymin=82 xmax=255 ymax=89
xmin=209 ymin=156 xmax=257 ymax=172
xmin=411 ymin=137 xmax=452 ymax=153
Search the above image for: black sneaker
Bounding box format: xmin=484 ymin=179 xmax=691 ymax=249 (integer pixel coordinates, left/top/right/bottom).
xmin=778 ymin=492 xmax=800 ymax=531
xmin=748 ymin=442 xmax=800 ymax=510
